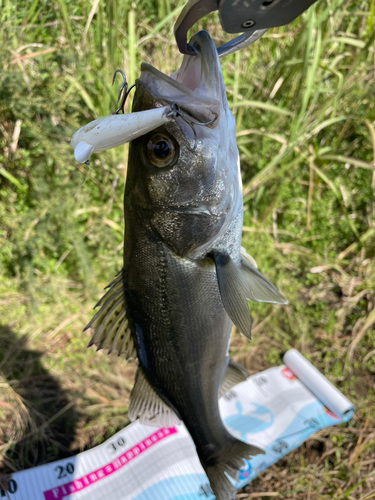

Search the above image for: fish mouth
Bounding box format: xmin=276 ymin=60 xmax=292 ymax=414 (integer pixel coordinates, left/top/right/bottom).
xmin=171 ymin=31 xmax=223 ymax=100
xmin=139 ymin=31 xmax=225 ymax=127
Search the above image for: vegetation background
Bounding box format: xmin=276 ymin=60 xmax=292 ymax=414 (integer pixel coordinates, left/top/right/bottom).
xmin=0 ymin=0 xmax=374 ymax=498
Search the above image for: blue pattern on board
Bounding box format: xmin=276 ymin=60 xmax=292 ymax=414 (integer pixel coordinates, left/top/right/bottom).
xmin=235 ymin=400 xmax=347 ymax=488
xmin=132 ymin=399 xmax=352 ymax=498
xmin=224 ymin=401 xmax=274 ymax=440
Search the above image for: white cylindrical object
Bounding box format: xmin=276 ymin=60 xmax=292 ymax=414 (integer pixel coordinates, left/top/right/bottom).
xmin=283 ymin=349 xmax=354 ymax=419
xmin=70 ymin=106 xmax=172 ymax=163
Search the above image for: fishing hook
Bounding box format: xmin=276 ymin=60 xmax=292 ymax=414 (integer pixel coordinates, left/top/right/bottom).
xmin=168 ymin=102 xmax=218 ymax=152
xmin=111 ymin=69 xmax=135 ymax=115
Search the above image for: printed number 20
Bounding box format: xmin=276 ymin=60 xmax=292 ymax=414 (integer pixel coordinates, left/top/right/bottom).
xmin=55 ymin=463 xmax=75 ymax=479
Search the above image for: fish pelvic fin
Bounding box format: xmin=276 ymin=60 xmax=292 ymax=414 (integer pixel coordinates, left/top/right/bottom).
xmin=84 ymin=270 xmax=137 ymax=359
xmin=213 ymin=251 xmax=288 ymax=339
xmin=204 ymin=440 xmax=265 ymax=500
xmin=219 ymin=358 xmax=249 ymax=398
xmin=128 ymin=367 xmax=181 ymax=428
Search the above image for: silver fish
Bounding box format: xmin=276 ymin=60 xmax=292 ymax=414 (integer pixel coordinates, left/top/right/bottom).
xmin=85 ymin=30 xmax=287 ymax=500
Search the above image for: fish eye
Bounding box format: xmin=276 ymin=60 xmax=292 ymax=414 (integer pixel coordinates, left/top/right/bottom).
xmin=146 ymin=133 xmax=178 ymax=168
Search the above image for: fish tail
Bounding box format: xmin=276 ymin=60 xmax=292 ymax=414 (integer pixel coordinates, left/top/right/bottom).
xmin=203 ymin=439 xmax=264 ymax=500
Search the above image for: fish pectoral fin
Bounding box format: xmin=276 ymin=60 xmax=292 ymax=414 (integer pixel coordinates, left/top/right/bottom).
xmin=240 ymin=258 xmax=288 ymax=305
xmin=219 ymin=358 xmax=249 ymax=398
xmin=128 ymin=367 xmax=181 ymax=428
xmin=213 ymin=252 xmax=253 ymax=339
xmin=240 ymin=246 xmax=258 ymax=269
xmin=213 ymin=251 xmax=288 ymax=339
xmin=84 ymin=269 xmax=137 ymax=359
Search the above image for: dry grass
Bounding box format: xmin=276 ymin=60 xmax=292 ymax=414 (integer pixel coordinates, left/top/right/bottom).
xmin=0 ymin=237 xmax=373 ymax=498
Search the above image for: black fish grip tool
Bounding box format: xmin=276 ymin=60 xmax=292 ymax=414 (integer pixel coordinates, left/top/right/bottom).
xmin=174 ymin=0 xmax=319 ymax=57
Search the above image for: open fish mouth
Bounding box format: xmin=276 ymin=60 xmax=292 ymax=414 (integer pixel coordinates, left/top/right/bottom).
xmin=139 ymin=30 xmax=226 ymax=129
xmin=172 ymin=30 xmax=225 ymax=101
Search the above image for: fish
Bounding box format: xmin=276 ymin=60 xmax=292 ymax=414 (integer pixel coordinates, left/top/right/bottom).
xmin=84 ymin=30 xmax=287 ymax=500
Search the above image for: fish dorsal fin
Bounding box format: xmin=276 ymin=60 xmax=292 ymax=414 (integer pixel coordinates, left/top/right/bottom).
xmin=128 ymin=367 xmax=181 ymax=428
xmin=240 ymin=258 xmax=288 ymax=305
xmin=84 ymin=270 xmax=137 ymax=359
xmin=219 ymin=358 xmax=249 ymax=398
xmin=213 ymin=252 xmax=253 ymax=339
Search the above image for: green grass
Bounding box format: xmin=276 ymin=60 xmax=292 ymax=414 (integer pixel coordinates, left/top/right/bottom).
xmin=1 ymin=0 xmax=375 ymax=498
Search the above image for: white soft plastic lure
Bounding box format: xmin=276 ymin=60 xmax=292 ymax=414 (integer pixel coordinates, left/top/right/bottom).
xmin=70 ymin=106 xmax=173 ymax=163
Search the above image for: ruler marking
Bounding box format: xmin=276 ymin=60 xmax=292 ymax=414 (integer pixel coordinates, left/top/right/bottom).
xmin=43 ymin=427 xmax=177 ymax=500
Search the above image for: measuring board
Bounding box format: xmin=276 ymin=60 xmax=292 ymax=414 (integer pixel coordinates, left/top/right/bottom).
xmin=3 ymin=350 xmax=354 ymax=500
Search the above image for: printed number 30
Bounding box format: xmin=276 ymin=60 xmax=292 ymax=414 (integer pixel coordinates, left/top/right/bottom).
xmin=55 ymin=463 xmax=75 ymax=479
xmin=108 ymin=437 xmax=125 ymax=453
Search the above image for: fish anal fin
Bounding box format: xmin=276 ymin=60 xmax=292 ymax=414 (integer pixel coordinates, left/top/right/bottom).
xmin=213 ymin=252 xmax=252 ymax=339
xmin=219 ymin=358 xmax=249 ymax=398
xmin=240 ymin=258 xmax=288 ymax=305
xmin=85 ymin=269 xmax=137 ymax=360
xmin=205 ymin=440 xmax=264 ymax=500
xmin=128 ymin=367 xmax=181 ymax=428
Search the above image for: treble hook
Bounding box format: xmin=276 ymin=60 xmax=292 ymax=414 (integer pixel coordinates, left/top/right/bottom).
xmin=168 ymin=102 xmax=218 ymax=152
xmin=112 ymin=69 xmax=136 ymax=115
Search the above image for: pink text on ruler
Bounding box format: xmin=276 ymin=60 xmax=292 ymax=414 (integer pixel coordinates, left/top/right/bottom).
xmin=43 ymin=427 xmax=177 ymax=500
